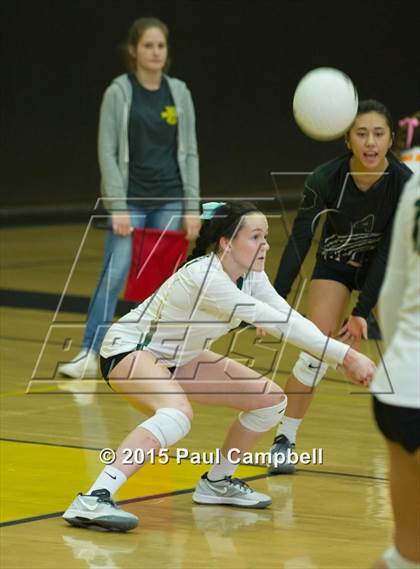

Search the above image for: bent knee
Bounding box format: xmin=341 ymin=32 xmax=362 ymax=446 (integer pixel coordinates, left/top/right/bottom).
xmin=176 ymin=403 xmax=194 ymax=423
xmin=140 ymin=406 xmax=192 ymax=447
xmin=239 ymin=395 xmax=287 ymax=433
xmin=264 ymin=382 xmax=286 ymax=408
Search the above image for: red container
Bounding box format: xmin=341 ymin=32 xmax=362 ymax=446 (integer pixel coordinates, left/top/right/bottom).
xmin=124 ymin=227 xmax=189 ymax=302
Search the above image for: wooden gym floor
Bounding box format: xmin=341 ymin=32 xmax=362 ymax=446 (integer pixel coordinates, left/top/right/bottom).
xmin=1 ymin=213 xmax=392 ymax=569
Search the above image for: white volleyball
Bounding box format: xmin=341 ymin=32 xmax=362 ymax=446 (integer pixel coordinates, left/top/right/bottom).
xmin=293 ymin=67 xmax=358 ymax=141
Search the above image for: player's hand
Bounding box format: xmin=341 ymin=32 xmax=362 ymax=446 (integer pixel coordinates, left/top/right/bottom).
xmin=339 ymin=348 xmax=375 ymax=386
xmin=255 ymin=327 xmax=266 ymax=337
xmin=112 ymin=213 xmax=133 ymax=236
xmin=183 ymin=214 xmax=201 ymax=241
xmin=338 ymin=315 xmax=368 ymax=349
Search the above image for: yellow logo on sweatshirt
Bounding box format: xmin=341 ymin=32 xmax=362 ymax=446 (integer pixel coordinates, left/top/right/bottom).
xmin=161 ymin=106 xmax=177 ymax=125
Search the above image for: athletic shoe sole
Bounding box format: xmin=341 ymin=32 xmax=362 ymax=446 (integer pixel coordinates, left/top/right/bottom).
xmin=267 ymin=463 xmax=296 ymax=475
xmin=192 ymin=492 xmax=271 ymax=509
xmin=58 ymin=365 xmax=98 ymax=379
xmin=63 ymin=511 xmax=138 ymax=532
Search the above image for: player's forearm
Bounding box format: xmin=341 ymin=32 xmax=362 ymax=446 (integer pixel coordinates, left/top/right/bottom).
xmin=270 ymin=309 xmax=349 ymax=366
xmin=245 ymin=300 xmax=348 ymax=365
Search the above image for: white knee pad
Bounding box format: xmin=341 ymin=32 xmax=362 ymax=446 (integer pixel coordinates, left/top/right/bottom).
xmin=293 ymin=352 xmax=329 ymax=387
xmin=383 ymin=545 xmax=420 ymax=569
xmin=139 ymin=408 xmax=191 ymax=447
xmin=239 ymin=397 xmax=288 ymax=432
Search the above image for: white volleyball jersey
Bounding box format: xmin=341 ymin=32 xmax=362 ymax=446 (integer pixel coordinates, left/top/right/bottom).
xmin=401 ymin=146 xmax=420 ymax=176
xmin=370 ymin=173 xmax=420 ymax=408
xmin=101 ymin=253 xmax=348 ymax=368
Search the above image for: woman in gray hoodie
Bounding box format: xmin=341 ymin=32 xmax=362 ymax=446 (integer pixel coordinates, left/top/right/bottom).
xmin=59 ymin=17 xmax=200 ymax=378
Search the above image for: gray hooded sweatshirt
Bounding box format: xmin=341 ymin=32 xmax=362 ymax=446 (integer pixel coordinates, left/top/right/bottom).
xmin=98 ymin=74 xmax=200 ymax=213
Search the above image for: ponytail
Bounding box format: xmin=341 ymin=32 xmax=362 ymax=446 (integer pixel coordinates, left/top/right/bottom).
xmin=187 ymin=220 xmax=215 ymax=261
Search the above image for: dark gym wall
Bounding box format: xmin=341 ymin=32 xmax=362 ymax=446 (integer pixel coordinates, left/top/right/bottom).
xmin=2 ymin=0 xmax=420 ymax=209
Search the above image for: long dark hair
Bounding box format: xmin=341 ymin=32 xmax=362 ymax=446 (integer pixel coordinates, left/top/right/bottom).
xmin=354 ymin=99 xmax=394 ymax=132
xmin=186 ymin=201 xmax=261 ymax=262
xmin=345 ymin=99 xmax=394 ymax=152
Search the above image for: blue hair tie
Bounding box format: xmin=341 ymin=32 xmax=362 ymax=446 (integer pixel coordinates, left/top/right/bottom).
xmin=200 ymin=202 xmax=226 ymax=221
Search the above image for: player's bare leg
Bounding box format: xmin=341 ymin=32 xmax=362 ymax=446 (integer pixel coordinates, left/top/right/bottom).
xmin=371 ymin=441 xmax=420 ymax=568
xmin=269 ymin=279 xmax=350 ymax=474
xmin=177 ymin=350 xmax=287 ymax=507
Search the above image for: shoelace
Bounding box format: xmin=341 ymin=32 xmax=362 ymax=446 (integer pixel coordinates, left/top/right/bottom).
xmin=225 ymin=477 xmax=252 ymax=494
xmin=91 ymin=491 xmax=117 ymax=507
xmin=98 ymin=496 xmax=117 ymax=506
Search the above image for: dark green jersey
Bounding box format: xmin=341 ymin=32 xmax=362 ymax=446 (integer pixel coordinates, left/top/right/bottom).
xmin=274 ymin=153 xmax=412 ymax=317
xmin=127 ymin=74 xmax=183 ymax=204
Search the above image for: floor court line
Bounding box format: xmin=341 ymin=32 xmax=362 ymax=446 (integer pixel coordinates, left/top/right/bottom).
xmin=1 ymin=437 xmax=388 ymax=481
xmin=0 ymin=465 xmax=387 ymax=529
xmin=0 ymin=335 xmax=70 ymax=346
xmin=1 ymin=257 xmax=101 ymax=270
xmin=0 ymin=437 xmax=104 ymax=452
xmin=0 ymin=474 xmax=271 ymax=529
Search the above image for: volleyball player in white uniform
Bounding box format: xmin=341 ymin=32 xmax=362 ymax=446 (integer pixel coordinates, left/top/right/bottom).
xmin=396 ymin=113 xmax=420 ymax=176
xmin=63 ymin=201 xmax=375 ymax=532
xmin=370 ymin=174 xmax=420 ymax=569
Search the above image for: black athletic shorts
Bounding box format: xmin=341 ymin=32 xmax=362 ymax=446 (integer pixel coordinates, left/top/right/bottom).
xmin=312 ymin=257 xmax=370 ymax=292
xmin=100 ymin=350 xmax=136 ymax=382
xmin=373 ymin=396 xmax=420 ymax=454
xmin=100 ymin=351 xmax=176 ymax=385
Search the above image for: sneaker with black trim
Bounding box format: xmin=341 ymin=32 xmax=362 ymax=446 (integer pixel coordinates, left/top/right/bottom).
xmin=268 ymin=434 xmax=296 ymax=475
xmin=62 ymin=489 xmax=138 ymax=532
xmin=192 ymin=473 xmax=271 ymax=509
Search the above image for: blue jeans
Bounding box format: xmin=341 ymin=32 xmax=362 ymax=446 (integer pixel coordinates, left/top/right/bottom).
xmin=82 ymin=200 xmax=183 ymax=354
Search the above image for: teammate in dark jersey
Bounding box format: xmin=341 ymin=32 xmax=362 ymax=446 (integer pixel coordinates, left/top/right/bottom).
xmin=269 ymin=100 xmax=412 ymax=474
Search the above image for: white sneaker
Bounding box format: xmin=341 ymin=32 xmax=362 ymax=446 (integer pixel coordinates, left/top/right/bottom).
xmin=63 ymin=489 xmax=139 ymax=532
xmin=192 ymin=473 xmax=272 ymax=509
xmin=58 ymin=350 xmax=98 ymax=379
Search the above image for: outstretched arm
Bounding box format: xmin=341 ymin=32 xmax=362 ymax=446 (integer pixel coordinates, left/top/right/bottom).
xmin=232 ymin=269 xmax=375 ymax=385
xmin=200 ymin=269 xmax=374 ymax=384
